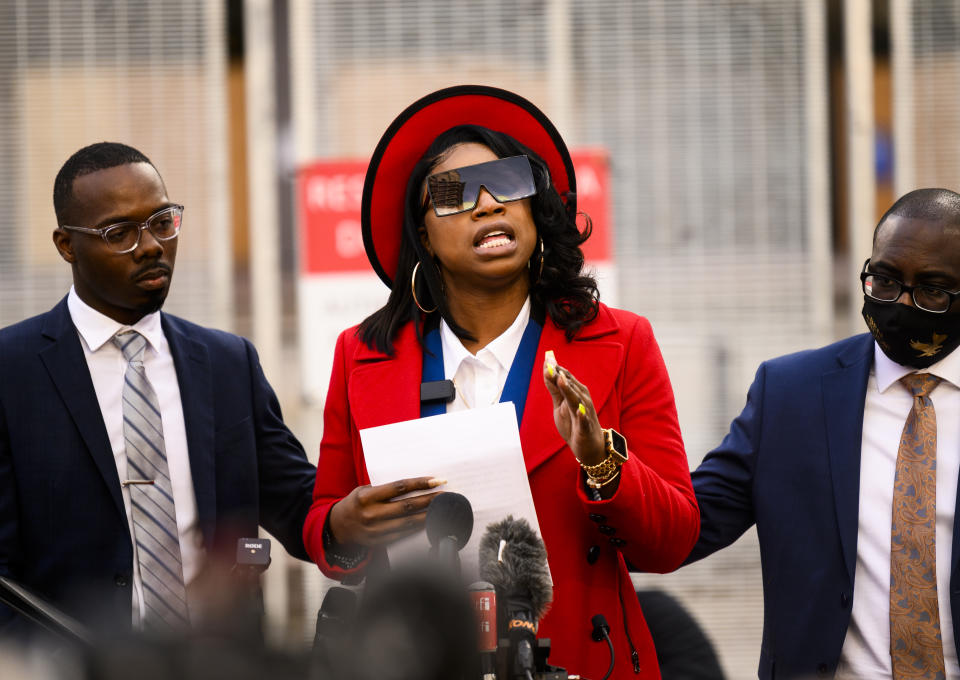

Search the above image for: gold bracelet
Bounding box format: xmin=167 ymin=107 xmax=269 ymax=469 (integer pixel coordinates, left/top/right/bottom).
xmin=586 ymin=468 xmax=621 ymax=490
xmin=580 ymin=452 xmax=619 ymax=479
xmin=580 ymin=428 xmax=628 ymax=482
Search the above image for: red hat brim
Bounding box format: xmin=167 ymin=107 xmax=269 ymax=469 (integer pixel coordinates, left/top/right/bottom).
xmin=361 ymin=85 xmax=576 ymax=287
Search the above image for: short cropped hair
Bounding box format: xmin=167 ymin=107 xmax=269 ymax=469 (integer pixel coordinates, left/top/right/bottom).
xmin=53 ymin=142 xmax=156 ymax=224
xmin=875 ymin=188 xmax=960 ymax=243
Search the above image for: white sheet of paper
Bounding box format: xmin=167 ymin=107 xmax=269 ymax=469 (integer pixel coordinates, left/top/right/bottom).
xmin=359 ymin=402 xmax=549 ymax=583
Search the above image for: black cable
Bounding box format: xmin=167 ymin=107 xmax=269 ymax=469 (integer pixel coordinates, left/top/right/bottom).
xmin=600 ymin=630 xmax=615 ymax=680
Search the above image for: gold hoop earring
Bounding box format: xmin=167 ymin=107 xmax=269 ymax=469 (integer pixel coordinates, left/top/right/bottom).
xmin=538 ymin=238 xmax=545 ymax=282
xmin=411 ymin=261 xmax=438 ymax=314
xmin=530 ymin=238 xmax=544 ymax=285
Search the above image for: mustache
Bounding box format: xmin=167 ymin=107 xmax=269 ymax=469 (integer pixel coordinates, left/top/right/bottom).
xmin=131 ymin=262 xmax=172 ymax=281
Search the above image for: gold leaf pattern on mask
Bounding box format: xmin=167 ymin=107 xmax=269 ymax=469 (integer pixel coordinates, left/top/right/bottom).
xmin=910 ymin=333 xmax=948 ymax=358
xmin=866 ymin=314 xmax=893 ymax=351
xmin=891 ymin=373 xmax=945 ymax=679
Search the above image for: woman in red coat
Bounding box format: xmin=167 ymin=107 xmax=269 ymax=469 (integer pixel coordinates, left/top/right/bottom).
xmin=302 ymin=86 xmax=699 ymax=679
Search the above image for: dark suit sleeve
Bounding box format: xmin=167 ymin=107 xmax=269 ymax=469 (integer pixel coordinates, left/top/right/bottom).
xmin=0 ymin=390 xmax=22 ymax=631
xmin=685 ymin=362 xmax=766 ymax=563
xmin=244 ymin=339 xmax=317 ymax=561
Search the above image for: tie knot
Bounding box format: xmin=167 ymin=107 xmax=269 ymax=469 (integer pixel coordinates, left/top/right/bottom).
xmin=112 ymin=331 xmax=147 ymax=364
xmin=900 ymin=372 xmax=942 ymax=399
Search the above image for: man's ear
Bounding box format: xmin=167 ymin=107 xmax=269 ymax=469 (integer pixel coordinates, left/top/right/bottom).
xmin=52 ymin=228 xmax=77 ymax=263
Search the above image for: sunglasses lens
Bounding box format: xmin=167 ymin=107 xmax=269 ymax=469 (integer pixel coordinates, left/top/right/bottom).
xmin=427 ymin=155 xmax=536 ymax=216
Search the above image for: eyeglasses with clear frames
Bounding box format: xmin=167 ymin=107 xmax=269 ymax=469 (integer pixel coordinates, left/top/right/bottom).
xmin=60 ymin=204 xmax=183 ymax=254
xmin=860 ymin=258 xmax=960 ymax=313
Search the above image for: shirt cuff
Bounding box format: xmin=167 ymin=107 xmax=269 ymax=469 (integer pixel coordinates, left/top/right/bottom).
xmin=321 ymin=514 xmax=369 ymax=571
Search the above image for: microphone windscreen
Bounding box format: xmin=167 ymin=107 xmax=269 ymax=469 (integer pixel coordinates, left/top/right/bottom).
xmin=478 ymin=516 xmax=552 ymax=620
xmin=425 ymin=492 xmax=474 ymax=550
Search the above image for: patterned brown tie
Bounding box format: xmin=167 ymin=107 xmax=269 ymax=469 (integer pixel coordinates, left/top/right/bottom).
xmin=890 ymin=373 xmax=945 ymax=680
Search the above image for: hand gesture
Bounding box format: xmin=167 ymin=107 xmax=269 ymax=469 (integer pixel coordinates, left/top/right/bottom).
xmin=328 ymin=476 xmax=446 ymax=547
xmin=543 ymin=351 xmax=605 ymax=467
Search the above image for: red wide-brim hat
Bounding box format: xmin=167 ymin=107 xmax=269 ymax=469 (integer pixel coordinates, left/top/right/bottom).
xmin=361 ymin=85 xmax=576 ymax=287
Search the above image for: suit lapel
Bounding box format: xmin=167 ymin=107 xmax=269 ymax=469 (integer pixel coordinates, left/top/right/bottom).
xmin=822 ymin=334 xmax=873 ymax=583
xmin=162 ymin=315 xmax=217 ymax=545
xmin=520 ymin=307 xmax=623 ymax=473
xmin=38 ymin=298 xmax=125 ymax=518
xmin=349 ymin=324 xmax=423 ymax=432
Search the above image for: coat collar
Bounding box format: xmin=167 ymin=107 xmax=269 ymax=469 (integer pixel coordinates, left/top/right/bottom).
xmin=349 ymin=322 xmax=424 ymax=432
xmin=39 ymin=298 xmax=125 ymax=518
xmin=347 ymin=305 xmax=624 ymax=474
xmin=822 ymin=333 xmax=873 ymax=583
xmin=161 ymin=314 xmax=217 ymax=546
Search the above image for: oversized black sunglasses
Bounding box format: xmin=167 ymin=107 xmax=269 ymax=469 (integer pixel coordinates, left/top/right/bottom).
xmin=426 ymin=155 xmax=537 ymax=217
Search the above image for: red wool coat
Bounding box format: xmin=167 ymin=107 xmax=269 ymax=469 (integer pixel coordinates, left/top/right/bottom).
xmin=303 ymin=302 xmax=699 ymax=679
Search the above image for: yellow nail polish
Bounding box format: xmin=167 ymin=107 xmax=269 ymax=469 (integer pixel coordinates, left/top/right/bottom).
xmin=578 ymin=402 xmax=586 ymax=416
xmin=428 ymin=478 xmax=447 ymax=488
xmin=545 ymin=350 xmax=557 ymax=377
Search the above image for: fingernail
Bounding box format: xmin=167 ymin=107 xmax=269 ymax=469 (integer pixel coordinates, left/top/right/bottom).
xmin=578 ymin=402 xmax=586 ymax=416
xmin=545 ymin=350 xmax=557 ymax=377
xmin=428 ymin=478 xmax=447 ymax=488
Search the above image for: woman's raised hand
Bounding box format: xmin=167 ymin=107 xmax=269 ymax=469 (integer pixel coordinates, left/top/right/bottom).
xmin=328 ymin=476 xmax=446 ymax=547
xmin=543 ymin=350 xmax=606 ymax=467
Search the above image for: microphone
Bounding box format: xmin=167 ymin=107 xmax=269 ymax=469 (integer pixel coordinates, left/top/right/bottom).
xmin=312 ymin=586 xmax=357 ymax=676
xmin=469 ymin=581 xmax=498 ymax=680
xmin=425 ymin=492 xmax=474 ymax=575
xmin=0 ymin=575 xmax=93 ymax=646
xmin=234 ymin=537 xmax=271 ymax=574
xmin=479 ymin=516 xmax=553 ymax=680
xmin=229 ymin=537 xmax=271 ymax=642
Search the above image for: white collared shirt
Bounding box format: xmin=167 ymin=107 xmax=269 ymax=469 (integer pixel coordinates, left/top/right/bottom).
xmin=837 ymin=342 xmax=960 ymax=678
xmin=67 ymin=287 xmax=203 ymax=627
xmin=440 ymin=297 xmax=531 ymax=413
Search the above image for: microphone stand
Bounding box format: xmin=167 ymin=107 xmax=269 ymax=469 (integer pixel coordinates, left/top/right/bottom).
xmin=0 ymin=575 xmax=94 ymax=647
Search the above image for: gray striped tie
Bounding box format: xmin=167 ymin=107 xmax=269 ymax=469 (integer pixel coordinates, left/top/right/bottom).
xmin=113 ymin=330 xmax=190 ymax=630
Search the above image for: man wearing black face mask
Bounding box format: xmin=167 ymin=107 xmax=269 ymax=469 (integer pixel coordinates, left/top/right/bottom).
xmin=684 ymin=188 xmax=960 ymax=680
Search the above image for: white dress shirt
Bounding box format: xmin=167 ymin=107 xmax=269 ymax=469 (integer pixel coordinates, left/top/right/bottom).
xmin=440 ymin=297 xmax=531 ymax=413
xmin=67 ymin=287 xmax=204 ymax=626
xmin=837 ymin=342 xmax=960 ymax=678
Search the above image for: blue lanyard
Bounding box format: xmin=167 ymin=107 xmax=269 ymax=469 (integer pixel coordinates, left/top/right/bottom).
xmin=421 ymin=317 xmax=542 ymax=425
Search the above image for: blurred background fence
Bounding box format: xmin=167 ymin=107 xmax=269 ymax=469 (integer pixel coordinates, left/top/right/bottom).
xmin=3 ymin=1 xmax=960 ymax=676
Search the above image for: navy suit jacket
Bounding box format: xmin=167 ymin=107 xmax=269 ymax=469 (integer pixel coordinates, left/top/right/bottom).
xmin=689 ymin=333 xmax=960 ymax=679
xmin=0 ymin=297 xmax=316 ymax=631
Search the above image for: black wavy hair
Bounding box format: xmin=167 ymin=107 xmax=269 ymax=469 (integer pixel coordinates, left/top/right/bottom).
xmin=53 ymin=142 xmax=158 ymax=225
xmin=359 ymin=125 xmax=599 ymax=355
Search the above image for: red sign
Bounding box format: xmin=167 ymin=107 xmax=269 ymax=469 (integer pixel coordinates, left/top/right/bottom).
xmin=570 ymin=148 xmax=612 ymax=263
xmin=298 ymin=150 xmax=612 ymax=275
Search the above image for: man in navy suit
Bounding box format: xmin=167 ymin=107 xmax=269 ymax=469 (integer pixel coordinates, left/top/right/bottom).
xmin=689 ymin=188 xmax=960 ymax=679
xmin=0 ymin=142 xmax=316 ymax=634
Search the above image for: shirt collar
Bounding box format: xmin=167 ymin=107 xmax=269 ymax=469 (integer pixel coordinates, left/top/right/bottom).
xmin=440 ymin=296 xmax=531 ymax=376
xmin=873 ymin=339 xmax=960 ymax=392
xmin=67 ymin=286 xmax=164 ymax=354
